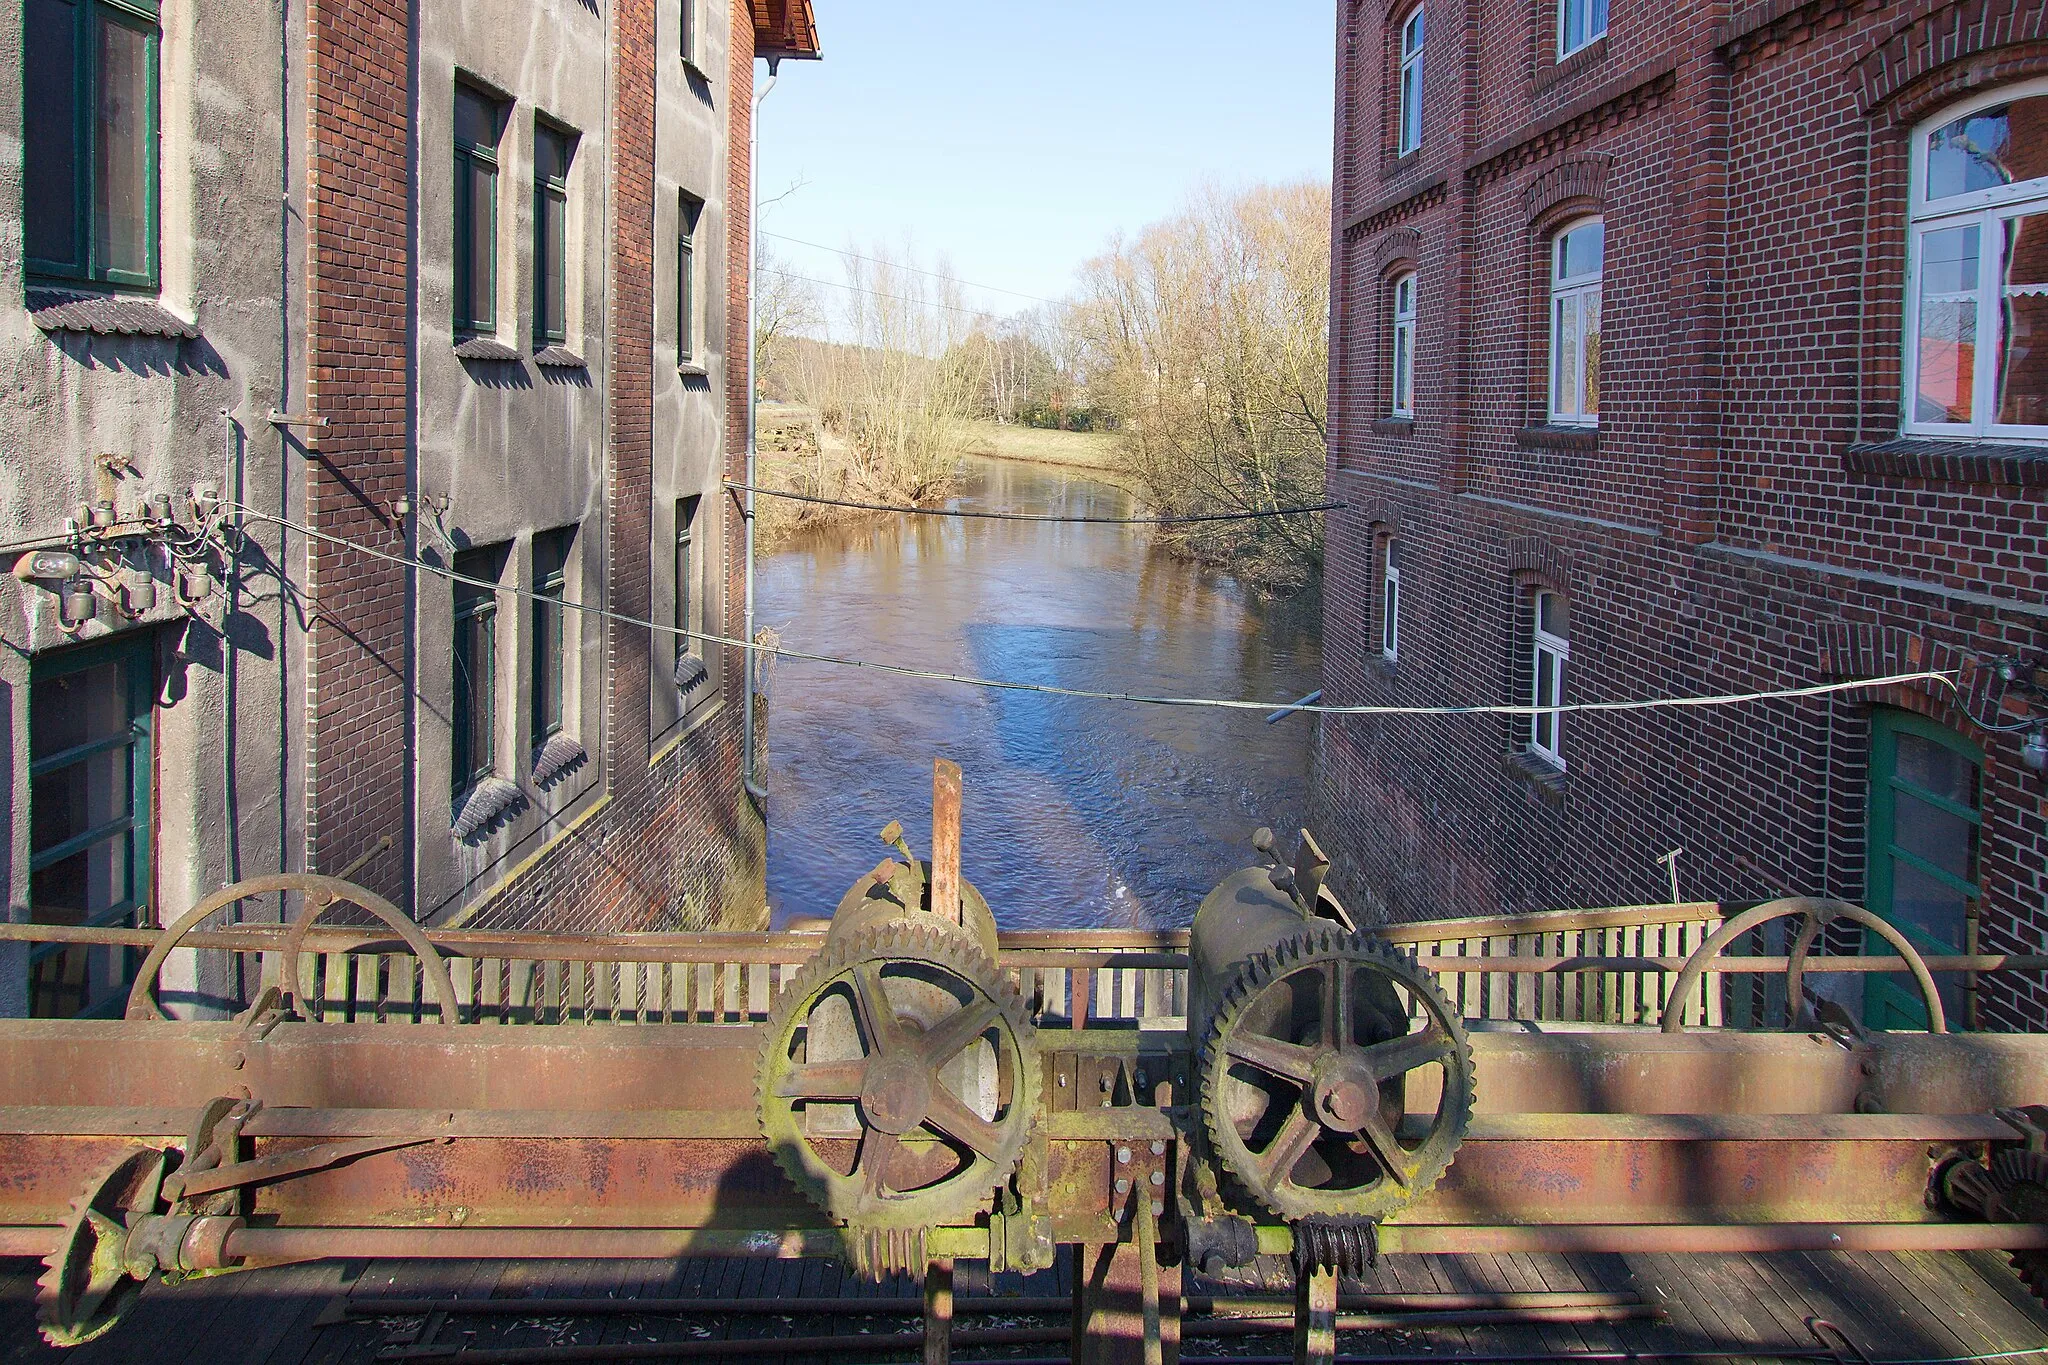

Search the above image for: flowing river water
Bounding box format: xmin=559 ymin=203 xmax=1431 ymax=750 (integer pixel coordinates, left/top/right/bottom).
xmin=758 ymin=456 xmax=1324 ymax=932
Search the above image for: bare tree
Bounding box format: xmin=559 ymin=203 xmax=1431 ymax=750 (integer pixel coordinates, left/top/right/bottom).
xmin=754 ymin=246 xmax=823 ymax=403
xmin=1068 ymin=182 xmax=1331 ymax=589
xmin=789 ymin=242 xmax=979 ymax=505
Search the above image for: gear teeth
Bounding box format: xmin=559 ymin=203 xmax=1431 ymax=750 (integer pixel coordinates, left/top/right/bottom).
xmin=1197 ymin=931 xmax=1474 ymax=1224
xmin=842 ymin=1226 xmax=929 ymax=1283
xmin=758 ymin=917 xmax=1038 ymax=1240
xmin=1292 ymin=1217 xmax=1379 ymax=1278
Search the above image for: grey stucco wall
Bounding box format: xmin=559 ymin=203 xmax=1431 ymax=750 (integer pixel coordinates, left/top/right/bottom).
xmin=410 ymin=0 xmax=736 ymax=919
xmin=0 ymin=0 xmax=292 ymax=1014
xmin=650 ymin=0 xmax=729 ymax=750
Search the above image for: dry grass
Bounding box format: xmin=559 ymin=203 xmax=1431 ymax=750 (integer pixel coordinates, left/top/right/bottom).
xmin=960 ymin=420 xmax=1121 ymax=472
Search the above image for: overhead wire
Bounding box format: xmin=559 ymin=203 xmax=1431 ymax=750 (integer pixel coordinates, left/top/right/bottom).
xmin=722 ymin=481 xmax=1342 ymax=525
xmin=774 ymin=268 xmax=1015 ymax=323
xmin=763 ymin=232 xmax=1061 ymax=306
xmin=225 ymin=502 xmax=1960 ymax=722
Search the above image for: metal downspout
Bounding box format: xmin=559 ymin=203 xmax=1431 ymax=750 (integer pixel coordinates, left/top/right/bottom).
xmin=741 ymin=58 xmax=780 ymax=805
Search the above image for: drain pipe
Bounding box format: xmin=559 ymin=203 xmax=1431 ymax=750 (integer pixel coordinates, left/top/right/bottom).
xmin=741 ymin=57 xmax=780 ymax=805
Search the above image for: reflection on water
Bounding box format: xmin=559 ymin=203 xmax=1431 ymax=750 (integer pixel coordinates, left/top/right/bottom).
xmin=758 ymin=457 xmax=1323 ymax=931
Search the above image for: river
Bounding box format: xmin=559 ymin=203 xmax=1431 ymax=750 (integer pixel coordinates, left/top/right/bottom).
xmin=757 ymin=456 xmax=1323 ymax=932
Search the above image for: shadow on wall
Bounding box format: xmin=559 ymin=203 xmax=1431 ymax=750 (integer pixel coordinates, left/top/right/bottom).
xmin=47 ymin=330 xmax=230 ymax=379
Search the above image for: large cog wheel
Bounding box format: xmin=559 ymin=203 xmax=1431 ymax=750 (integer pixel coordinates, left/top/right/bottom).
xmin=37 ymin=1147 xmax=169 ymax=1347
xmin=1199 ymin=929 xmax=1473 ymax=1224
xmin=758 ymin=920 xmax=1038 ymax=1244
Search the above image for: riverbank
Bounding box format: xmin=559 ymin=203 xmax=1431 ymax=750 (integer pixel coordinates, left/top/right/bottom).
xmin=753 ymin=408 xmax=1146 ymax=547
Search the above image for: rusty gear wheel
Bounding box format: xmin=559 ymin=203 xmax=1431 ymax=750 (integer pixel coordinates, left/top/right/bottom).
xmin=37 ymin=1147 xmax=169 ymax=1347
xmin=1199 ymin=929 xmax=1473 ymax=1224
xmin=1945 ymin=1147 xmax=2048 ymax=1309
xmin=758 ymin=919 xmax=1038 ymax=1254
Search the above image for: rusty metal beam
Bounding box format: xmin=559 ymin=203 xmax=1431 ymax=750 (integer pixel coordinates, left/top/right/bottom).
xmin=931 ymin=759 xmax=963 ymax=929
xmin=1374 ymin=1223 xmax=2048 ymax=1254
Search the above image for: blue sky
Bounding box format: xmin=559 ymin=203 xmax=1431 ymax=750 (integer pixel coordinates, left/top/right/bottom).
xmin=756 ymin=2 xmax=1337 ymax=322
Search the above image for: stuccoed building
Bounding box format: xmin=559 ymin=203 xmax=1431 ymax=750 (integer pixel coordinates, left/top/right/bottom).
xmin=1314 ymin=0 xmax=2048 ymax=1030
xmin=0 ymin=0 xmax=820 ymax=1017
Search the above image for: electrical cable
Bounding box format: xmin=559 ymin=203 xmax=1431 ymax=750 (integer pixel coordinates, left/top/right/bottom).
xmin=225 ymin=501 xmax=1961 ymax=722
xmin=722 ymin=481 xmax=1342 ymax=525
xmin=775 ymin=267 xmax=1014 ymax=322
xmin=763 ymin=232 xmax=1063 ymax=306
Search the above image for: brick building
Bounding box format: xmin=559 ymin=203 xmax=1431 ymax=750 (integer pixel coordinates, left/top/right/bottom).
xmin=0 ymin=0 xmax=818 ymax=1016
xmin=1314 ymin=0 xmax=2048 ymax=1029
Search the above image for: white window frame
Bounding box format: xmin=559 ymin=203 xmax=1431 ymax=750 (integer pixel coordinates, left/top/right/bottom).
xmin=1390 ymin=272 xmax=1417 ymax=418
xmin=1381 ymin=540 xmax=1401 ymax=662
xmin=1529 ymin=590 xmax=1568 ymax=770
xmin=1548 ymin=217 xmax=1603 ymax=427
xmin=1903 ymin=77 xmax=2048 ymax=443
xmin=1397 ymin=7 xmax=1424 ymax=157
xmin=1557 ymin=0 xmax=1607 ymax=60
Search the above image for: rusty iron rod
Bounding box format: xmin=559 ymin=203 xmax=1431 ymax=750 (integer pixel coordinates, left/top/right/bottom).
xmin=370 ymin=1306 xmax=1665 ymax=1363
xmin=952 ymin=1354 xmax=1840 ymax=1365
xmin=0 ymin=1226 xmax=52 ymax=1257
xmin=338 ymin=1291 xmax=1643 ymax=1320
xmin=1375 ymin=1222 xmax=2048 ymax=1255
xmin=2 ymin=920 xmax=2041 ymax=979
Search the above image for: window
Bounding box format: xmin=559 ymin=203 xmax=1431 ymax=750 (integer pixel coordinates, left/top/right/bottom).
xmin=1558 ymin=0 xmax=1607 ymax=59
xmin=28 ymin=635 xmax=154 ymax=1018
xmin=1381 ymin=539 xmax=1401 ymax=662
xmin=675 ymin=496 xmax=699 ymax=662
xmin=24 ymin=0 xmax=160 ymax=287
xmin=679 ymin=0 xmax=695 ymax=64
xmin=1390 ymin=272 xmax=1417 ymax=417
xmin=1528 ymin=590 xmax=1569 ymax=769
xmin=1904 ymin=83 xmax=2048 ymax=438
xmin=452 ymin=547 xmax=503 ymax=799
xmin=453 ymin=83 xmax=504 ymax=336
xmin=677 ymin=191 xmax=703 ymax=364
xmin=1397 ymin=7 xmax=1424 ymax=156
xmin=1548 ymin=218 xmax=1603 ymax=426
xmin=531 ymin=528 xmax=573 ymax=753
xmin=534 ymin=121 xmax=573 ymax=347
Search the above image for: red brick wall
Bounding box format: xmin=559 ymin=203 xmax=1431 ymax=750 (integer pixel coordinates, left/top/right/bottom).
xmin=304 ymin=0 xmax=415 ymax=902
xmin=1318 ymin=0 xmax=2048 ymax=1028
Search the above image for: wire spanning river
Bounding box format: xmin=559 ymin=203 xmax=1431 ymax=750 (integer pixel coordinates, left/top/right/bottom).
xmin=758 ymin=455 xmax=1323 ymax=931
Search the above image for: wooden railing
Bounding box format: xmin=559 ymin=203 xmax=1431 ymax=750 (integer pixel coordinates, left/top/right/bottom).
xmin=1382 ymin=903 xmax=1726 ymax=1028
xmin=3 ymin=907 xmax=1733 ymax=1030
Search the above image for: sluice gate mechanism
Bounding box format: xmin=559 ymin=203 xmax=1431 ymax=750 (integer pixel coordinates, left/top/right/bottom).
xmin=2 ymin=764 xmax=2047 ymax=1363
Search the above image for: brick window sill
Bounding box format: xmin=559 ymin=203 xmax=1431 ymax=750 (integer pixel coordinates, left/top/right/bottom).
xmin=1505 ymin=750 xmax=1568 ymax=798
xmin=1534 ymin=34 xmax=1607 ymax=95
xmin=451 ymin=776 xmax=526 ymax=842
xmin=1372 ymin=417 xmax=1416 ymax=437
xmin=28 ymin=288 xmax=197 ymax=339
xmin=677 ymin=362 xmax=709 ymax=379
xmin=1518 ymin=424 xmax=1598 ymax=452
xmin=532 ymin=734 xmax=588 ymax=788
xmin=1842 ymin=438 xmax=2048 ymax=487
xmin=534 ymin=345 xmax=587 ymax=369
xmin=1379 ymin=147 xmax=1426 ymax=182
xmin=454 ymin=336 xmax=522 ymax=362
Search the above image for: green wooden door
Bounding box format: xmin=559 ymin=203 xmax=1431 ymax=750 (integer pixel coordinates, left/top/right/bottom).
xmin=28 ymin=634 xmax=154 ymax=1017
xmin=1864 ymin=709 xmax=1981 ymax=1030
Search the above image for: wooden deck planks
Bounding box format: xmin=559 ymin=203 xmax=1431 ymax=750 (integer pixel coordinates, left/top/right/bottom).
xmin=3 ymin=1243 xmax=2048 ymax=1362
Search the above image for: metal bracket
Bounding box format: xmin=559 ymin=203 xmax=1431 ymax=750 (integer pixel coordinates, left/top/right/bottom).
xmin=165 ymin=1097 xmax=448 ymax=1203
